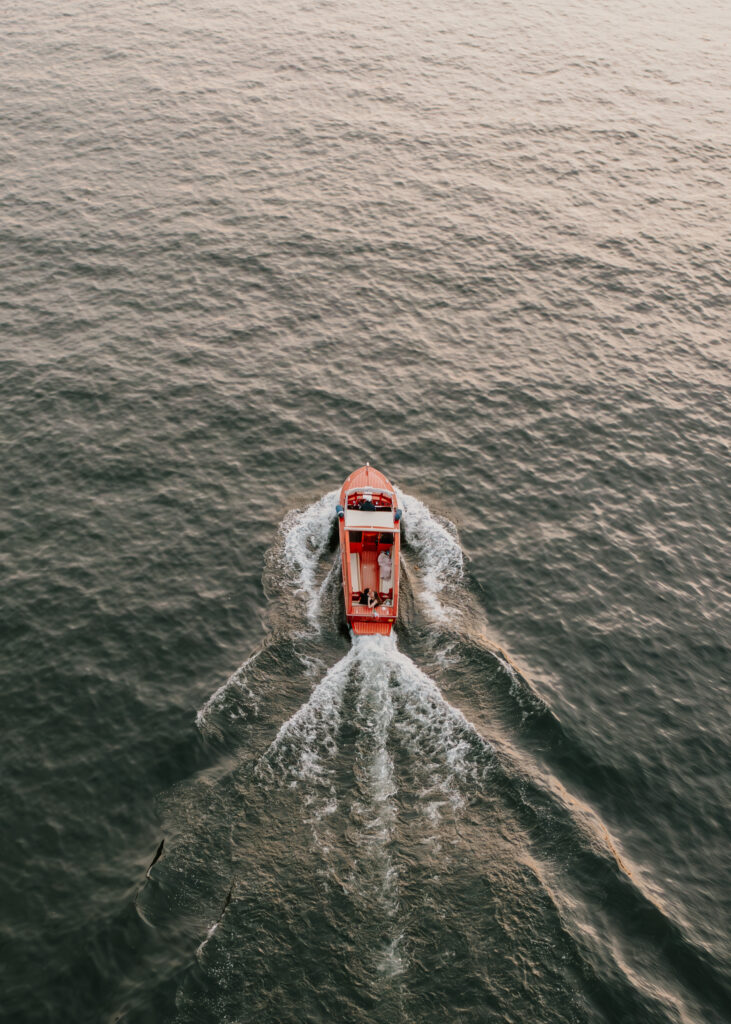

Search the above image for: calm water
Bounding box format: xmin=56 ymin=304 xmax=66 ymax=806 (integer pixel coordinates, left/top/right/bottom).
xmin=2 ymin=1 xmax=729 ymax=1021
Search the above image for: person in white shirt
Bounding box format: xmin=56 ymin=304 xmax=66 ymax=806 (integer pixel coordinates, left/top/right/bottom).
xmin=377 ymin=547 xmax=392 ymax=589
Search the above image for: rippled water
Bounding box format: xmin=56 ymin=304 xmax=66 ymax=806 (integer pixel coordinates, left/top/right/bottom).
xmin=2 ymin=0 xmax=729 ymax=1021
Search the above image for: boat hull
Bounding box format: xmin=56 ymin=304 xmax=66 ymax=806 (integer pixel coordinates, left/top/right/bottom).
xmin=337 ymin=466 xmax=400 ymax=635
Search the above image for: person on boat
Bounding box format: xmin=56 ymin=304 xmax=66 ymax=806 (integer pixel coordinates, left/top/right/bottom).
xmin=361 ymin=587 xmax=381 ymax=609
xmin=359 ymin=497 xmax=376 ymax=511
xmin=377 ymin=547 xmax=392 ymax=587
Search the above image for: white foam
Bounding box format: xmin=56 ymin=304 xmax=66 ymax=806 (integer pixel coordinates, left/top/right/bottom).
xmin=495 ymin=653 xmax=519 ymax=685
xmin=351 ymin=638 xmax=398 ymax=829
xmin=255 ymin=645 xmax=356 ymax=795
xmin=397 ymin=491 xmax=464 ymax=621
xmin=258 ymin=633 xmax=492 ymax=812
xmin=195 ymin=920 xmax=219 ymax=959
xmin=494 ymin=651 xmax=548 ymax=717
xmin=433 ymin=640 xmax=458 ymax=668
xmin=376 ymin=932 xmax=406 ymax=978
xmin=341 ymin=637 xmax=402 ymax=975
xmin=280 ymin=489 xmax=338 ymax=623
xmin=386 ymin=638 xmax=493 ymax=820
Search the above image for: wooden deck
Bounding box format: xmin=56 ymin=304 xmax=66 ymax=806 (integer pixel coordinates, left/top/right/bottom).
xmin=359 ymin=549 xmax=379 ymax=593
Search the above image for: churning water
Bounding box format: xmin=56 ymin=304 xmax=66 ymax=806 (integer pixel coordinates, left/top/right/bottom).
xmin=2 ymin=0 xmax=729 ymax=1021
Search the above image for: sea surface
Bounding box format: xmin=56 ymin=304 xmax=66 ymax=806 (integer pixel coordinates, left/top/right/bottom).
xmin=1 ymin=1 xmax=729 ymax=1021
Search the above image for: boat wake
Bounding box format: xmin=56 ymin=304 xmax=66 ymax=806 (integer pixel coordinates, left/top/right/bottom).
xmin=255 ymin=635 xmax=491 ymax=803
xmin=276 ymin=488 xmax=340 ymax=625
xmin=252 ymin=631 xmax=494 ymax=978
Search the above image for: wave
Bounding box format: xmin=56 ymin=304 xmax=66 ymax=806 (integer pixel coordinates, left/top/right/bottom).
xmin=195 ymin=652 xmax=260 ymax=736
xmin=256 ymin=633 xmax=493 ymax=806
xmin=255 ymin=643 xmax=355 ymax=802
xmin=397 ymin=490 xmax=464 ymax=622
xmin=279 ymin=489 xmax=339 ymax=624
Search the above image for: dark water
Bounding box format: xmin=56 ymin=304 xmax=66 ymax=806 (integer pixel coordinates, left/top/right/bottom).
xmin=2 ymin=1 xmax=729 ymax=1021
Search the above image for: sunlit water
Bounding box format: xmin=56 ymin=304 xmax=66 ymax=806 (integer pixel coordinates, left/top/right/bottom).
xmin=2 ymin=0 xmax=729 ymax=1021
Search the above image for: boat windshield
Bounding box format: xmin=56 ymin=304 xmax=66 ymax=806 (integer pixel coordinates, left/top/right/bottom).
xmin=345 ymin=487 xmax=394 ymax=511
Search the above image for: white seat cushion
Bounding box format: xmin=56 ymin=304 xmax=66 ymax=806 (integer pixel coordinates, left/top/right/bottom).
xmin=350 ymin=553 xmax=361 ymax=592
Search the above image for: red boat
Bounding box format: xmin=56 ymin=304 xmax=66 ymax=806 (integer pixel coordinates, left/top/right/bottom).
xmin=336 ymin=464 xmax=401 ymax=635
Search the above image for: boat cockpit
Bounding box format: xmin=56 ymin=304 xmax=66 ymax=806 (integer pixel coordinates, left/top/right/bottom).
xmin=346 ymin=529 xmax=395 ymax=608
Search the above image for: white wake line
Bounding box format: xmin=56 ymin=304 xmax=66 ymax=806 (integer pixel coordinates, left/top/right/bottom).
xmin=256 ymin=635 xmax=494 ymax=790
xmin=254 ymin=645 xmax=356 ymax=779
xmin=195 ymin=652 xmax=259 ymax=732
xmin=281 ymin=489 xmax=338 ymax=623
xmin=385 ymin=642 xmax=492 ymax=752
xmin=396 ymin=489 xmax=464 ymax=622
xmin=301 ymin=557 xmax=340 ymax=630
